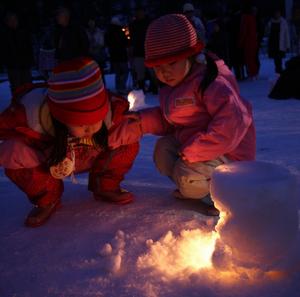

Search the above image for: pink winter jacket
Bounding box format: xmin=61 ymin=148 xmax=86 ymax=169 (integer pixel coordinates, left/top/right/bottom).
xmin=140 ymin=61 xmax=256 ymax=162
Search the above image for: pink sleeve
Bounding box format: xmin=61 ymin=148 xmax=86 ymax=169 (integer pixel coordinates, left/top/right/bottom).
xmin=140 ymin=107 xmax=172 ymax=135
xmin=108 ymin=107 xmax=173 ymax=149
xmin=180 ymin=83 xmax=253 ymax=162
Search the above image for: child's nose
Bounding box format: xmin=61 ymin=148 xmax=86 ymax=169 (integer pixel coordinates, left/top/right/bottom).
xmin=84 ymin=126 xmax=92 ymax=135
xmin=85 ymin=125 xmax=99 ymax=136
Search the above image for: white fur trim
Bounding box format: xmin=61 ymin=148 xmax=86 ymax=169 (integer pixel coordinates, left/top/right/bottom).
xmin=21 ymin=88 xmax=48 ymax=134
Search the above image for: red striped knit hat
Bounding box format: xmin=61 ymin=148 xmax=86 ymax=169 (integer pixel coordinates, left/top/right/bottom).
xmin=47 ymin=57 xmax=108 ymax=126
xmin=145 ymin=14 xmax=205 ymax=67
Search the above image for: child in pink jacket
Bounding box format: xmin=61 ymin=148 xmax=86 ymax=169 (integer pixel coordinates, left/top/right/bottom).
xmin=115 ymin=14 xmax=256 ymax=215
xmin=0 ymin=57 xmax=139 ymax=227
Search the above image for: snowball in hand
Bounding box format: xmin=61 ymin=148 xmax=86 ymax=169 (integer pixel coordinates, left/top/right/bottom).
xmin=210 ymin=161 xmax=299 ymax=271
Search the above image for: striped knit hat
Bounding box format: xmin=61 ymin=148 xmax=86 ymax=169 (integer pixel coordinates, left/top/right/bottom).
xmin=47 ymin=57 xmax=108 ymax=126
xmin=145 ymin=14 xmax=205 ymax=67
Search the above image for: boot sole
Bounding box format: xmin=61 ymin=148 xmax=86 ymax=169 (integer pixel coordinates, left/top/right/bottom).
xmin=24 ymin=202 xmax=62 ymax=228
xmin=98 ymin=196 xmax=134 ymax=205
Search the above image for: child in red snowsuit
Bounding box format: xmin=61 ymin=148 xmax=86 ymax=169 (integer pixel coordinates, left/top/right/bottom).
xmin=0 ymin=57 xmax=139 ymax=227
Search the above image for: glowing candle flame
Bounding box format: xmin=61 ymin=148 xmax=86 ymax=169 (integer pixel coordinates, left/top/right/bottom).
xmin=177 ymin=229 xmax=219 ymax=270
xmin=127 ymin=92 xmax=135 ymax=110
xmin=137 ymin=228 xmax=220 ymax=279
xmin=137 ymin=207 xmax=292 ymax=284
xmin=127 ymin=90 xmax=146 ymax=111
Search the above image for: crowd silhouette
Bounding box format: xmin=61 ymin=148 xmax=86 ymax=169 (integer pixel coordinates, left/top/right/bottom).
xmin=0 ymin=1 xmax=299 ymax=96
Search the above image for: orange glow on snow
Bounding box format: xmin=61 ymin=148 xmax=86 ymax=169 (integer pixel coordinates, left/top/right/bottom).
xmin=137 ymin=227 xmax=221 ymax=279
xmin=176 ymin=229 xmax=219 ymax=270
xmin=137 ymin=206 xmax=291 ymax=284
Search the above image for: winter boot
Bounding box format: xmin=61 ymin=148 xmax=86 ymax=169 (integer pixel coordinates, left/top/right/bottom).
xmin=25 ymin=200 xmax=61 ymax=227
xmin=5 ymin=166 xmax=63 ymax=227
xmin=173 ymin=189 xmax=220 ymax=216
xmin=93 ymin=188 xmax=134 ymax=205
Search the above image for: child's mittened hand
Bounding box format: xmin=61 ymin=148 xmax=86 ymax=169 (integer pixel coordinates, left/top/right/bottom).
xmin=179 ymin=152 xmax=187 ymax=161
xmin=108 ymin=118 xmax=143 ymax=149
xmin=179 ymin=153 xmax=191 ymax=165
xmin=123 ymin=112 xmax=141 ymax=122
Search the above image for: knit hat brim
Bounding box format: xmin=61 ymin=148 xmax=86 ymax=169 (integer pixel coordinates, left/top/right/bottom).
xmin=47 ymin=89 xmax=109 ymax=126
xmin=145 ymin=39 xmax=204 ymax=68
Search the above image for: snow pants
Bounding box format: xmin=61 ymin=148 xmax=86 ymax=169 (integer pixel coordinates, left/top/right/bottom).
xmin=153 ymin=136 xmax=227 ymax=199
xmin=0 ymin=139 xmax=139 ymax=206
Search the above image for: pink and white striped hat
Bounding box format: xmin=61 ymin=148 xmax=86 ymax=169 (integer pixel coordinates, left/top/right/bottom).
xmin=144 ymin=14 xmax=205 ymax=67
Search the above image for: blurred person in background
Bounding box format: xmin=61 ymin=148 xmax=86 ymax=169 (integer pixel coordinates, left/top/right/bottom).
xmin=54 ymin=6 xmax=89 ymax=62
xmin=183 ymin=2 xmax=206 ymax=42
xmin=38 ymin=22 xmax=56 ymax=80
xmin=86 ymin=16 xmax=106 ymax=84
xmin=128 ymin=7 xmax=150 ymax=91
xmin=238 ymin=5 xmax=259 ymax=80
xmin=105 ymin=14 xmax=129 ymax=94
xmin=267 ymin=8 xmax=290 ymax=74
xmin=227 ymin=5 xmax=245 ymax=80
xmin=1 ymin=11 xmax=33 ymax=93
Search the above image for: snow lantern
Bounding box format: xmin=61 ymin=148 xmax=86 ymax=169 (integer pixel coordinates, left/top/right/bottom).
xmin=210 ymin=161 xmax=299 ymax=273
xmin=127 ymin=89 xmax=147 ymax=111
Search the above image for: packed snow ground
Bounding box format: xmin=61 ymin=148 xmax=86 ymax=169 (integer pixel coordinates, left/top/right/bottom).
xmin=0 ymin=57 xmax=300 ymax=297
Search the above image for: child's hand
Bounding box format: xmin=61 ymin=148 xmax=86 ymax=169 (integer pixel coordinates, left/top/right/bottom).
xmin=123 ymin=112 xmax=141 ymax=122
xmin=108 ymin=115 xmax=143 ymax=149
xmin=179 ymin=152 xmax=193 ymax=165
xmin=179 ymin=152 xmax=188 ymax=162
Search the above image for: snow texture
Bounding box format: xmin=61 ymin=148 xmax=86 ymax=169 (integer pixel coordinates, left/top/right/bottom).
xmin=211 ymin=161 xmax=300 ymax=272
xmin=0 ymin=57 xmax=300 ymax=297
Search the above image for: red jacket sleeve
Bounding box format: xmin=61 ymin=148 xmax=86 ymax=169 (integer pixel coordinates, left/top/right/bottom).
xmin=0 ymin=103 xmax=51 ymax=148
xmin=140 ymin=106 xmax=173 ymax=135
xmin=0 ymin=104 xmax=27 ymax=139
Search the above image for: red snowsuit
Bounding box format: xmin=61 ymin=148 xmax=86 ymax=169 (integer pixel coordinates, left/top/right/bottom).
xmin=0 ymin=84 xmax=139 ymax=207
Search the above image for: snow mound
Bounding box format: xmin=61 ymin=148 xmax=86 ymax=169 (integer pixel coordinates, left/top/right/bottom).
xmin=211 ymin=161 xmax=300 ymax=273
xmin=99 ymin=230 xmax=126 ymax=274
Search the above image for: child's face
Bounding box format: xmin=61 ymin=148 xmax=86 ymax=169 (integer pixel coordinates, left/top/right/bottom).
xmin=67 ymin=121 xmax=103 ymax=138
xmin=153 ymin=59 xmax=191 ymax=87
